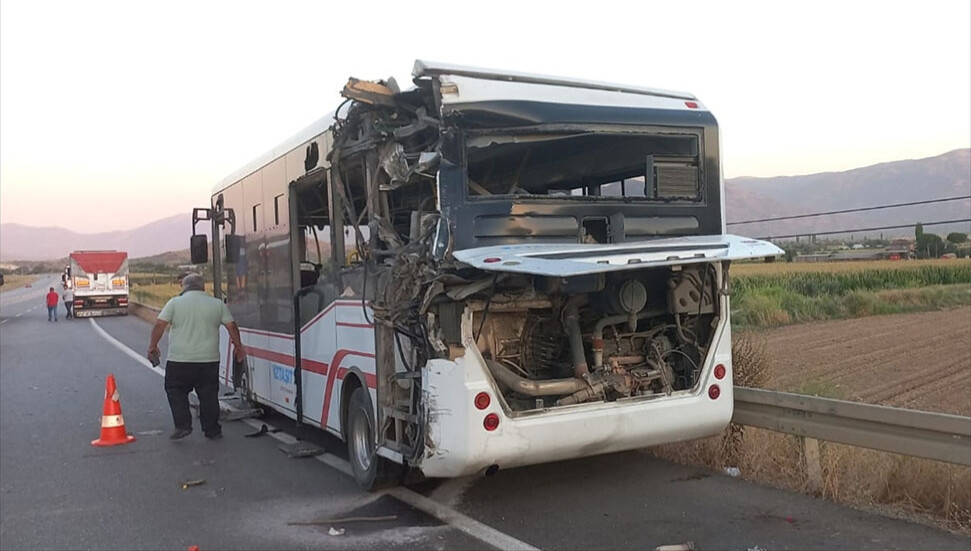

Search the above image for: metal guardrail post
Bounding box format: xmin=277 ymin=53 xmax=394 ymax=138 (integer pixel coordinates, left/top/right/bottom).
xmin=733 ymin=386 xmax=971 ymax=466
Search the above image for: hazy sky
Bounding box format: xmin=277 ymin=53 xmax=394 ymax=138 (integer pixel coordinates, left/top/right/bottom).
xmin=1 ymin=0 xmax=969 ymax=233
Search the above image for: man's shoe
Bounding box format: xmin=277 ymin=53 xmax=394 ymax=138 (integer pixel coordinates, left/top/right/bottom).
xmin=205 ymin=432 xmax=223 ymax=440
xmin=169 ymin=429 xmax=192 ymax=440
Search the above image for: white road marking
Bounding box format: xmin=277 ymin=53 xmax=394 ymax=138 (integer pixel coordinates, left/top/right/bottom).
xmin=89 ymin=319 xmax=165 ymax=377
xmin=90 ymin=314 xmax=538 ymax=551
xmin=237 ymin=416 xmax=538 ymax=551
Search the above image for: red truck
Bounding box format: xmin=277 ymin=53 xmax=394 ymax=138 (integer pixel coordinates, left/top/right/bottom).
xmin=68 ymin=251 xmax=129 ymax=317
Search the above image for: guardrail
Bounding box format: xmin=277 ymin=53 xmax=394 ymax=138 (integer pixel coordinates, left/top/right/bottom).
xmin=128 ymin=301 xmax=161 ymax=324
xmin=733 ymin=386 xmax=971 ymax=467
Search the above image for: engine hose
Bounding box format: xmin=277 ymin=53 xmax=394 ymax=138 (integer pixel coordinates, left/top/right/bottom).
xmin=562 ymin=296 xmax=589 ymax=377
xmin=485 ymin=360 xmax=587 ymax=396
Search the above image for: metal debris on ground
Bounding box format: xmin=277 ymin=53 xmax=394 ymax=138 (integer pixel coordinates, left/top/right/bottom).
xmin=288 ymin=515 xmax=398 ymax=526
xmin=245 ymin=424 xmax=269 ymax=438
xmin=327 ymin=527 xmax=346 ymax=536
xmin=277 ymin=441 xmax=324 ymax=458
xmin=221 ymin=407 xmax=263 ymax=421
xmin=655 ymin=543 xmax=696 ymax=551
xmin=181 ymin=479 xmax=206 ymax=489
xmin=136 ymin=429 xmax=164 ymax=436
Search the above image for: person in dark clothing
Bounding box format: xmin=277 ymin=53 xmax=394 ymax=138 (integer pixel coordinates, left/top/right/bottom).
xmin=147 ymin=274 xmax=245 ymax=440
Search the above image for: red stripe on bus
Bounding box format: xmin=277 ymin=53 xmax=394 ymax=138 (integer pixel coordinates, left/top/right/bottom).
xmin=337 ymin=367 xmax=377 ymax=388
xmin=320 ymin=349 xmax=376 ymax=429
xmin=243 ymin=345 xmax=330 ymax=376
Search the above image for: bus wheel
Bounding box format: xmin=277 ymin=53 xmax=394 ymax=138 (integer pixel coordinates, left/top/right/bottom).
xmin=347 ymin=387 xmax=400 ymax=491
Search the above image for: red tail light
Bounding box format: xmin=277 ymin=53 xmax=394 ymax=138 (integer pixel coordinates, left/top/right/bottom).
xmin=708 ymin=385 xmax=721 ymax=400
xmin=474 ymin=392 xmax=491 ymax=410
xmin=714 ymin=364 xmax=726 ymax=380
xmin=483 ymin=413 xmax=500 ymax=431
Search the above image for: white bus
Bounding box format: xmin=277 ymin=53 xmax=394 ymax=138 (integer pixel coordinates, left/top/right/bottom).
xmin=190 ymin=61 xmax=782 ymax=489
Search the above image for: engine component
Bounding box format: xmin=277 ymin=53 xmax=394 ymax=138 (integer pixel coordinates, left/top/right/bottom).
xmin=667 ymin=267 xmax=714 ymax=314
xmin=486 ymin=360 xmax=587 ymax=397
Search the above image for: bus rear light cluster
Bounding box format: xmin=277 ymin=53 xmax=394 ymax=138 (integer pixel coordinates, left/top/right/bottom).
xmin=474 ymin=392 xmax=491 ymax=410
xmin=714 ymin=364 xmax=726 ymax=380
xmin=483 ymin=413 xmax=500 ymax=431
xmin=708 ymin=384 xmax=721 ymax=400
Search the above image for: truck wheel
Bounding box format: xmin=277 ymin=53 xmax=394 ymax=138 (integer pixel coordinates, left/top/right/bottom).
xmin=347 ymin=387 xmax=400 ymax=491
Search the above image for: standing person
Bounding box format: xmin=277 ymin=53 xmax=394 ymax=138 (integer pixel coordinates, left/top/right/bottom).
xmin=61 ymin=285 xmax=74 ymax=319
xmin=45 ymin=287 xmax=59 ymax=322
xmin=147 ymin=274 xmax=245 ymax=440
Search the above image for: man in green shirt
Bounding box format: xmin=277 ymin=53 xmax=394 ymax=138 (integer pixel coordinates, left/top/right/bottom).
xmin=148 ymin=274 xmax=245 ymax=440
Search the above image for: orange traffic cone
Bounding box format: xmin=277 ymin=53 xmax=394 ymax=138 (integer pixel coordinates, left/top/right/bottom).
xmin=91 ymin=374 xmax=136 ymax=447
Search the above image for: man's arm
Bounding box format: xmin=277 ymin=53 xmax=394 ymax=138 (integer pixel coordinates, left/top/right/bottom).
xmin=225 ymin=321 xmax=246 ymax=362
xmin=148 ymin=319 xmax=169 ymax=359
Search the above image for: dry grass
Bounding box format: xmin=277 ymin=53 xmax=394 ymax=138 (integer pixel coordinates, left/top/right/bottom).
xmin=0 ymin=274 xmax=42 ymax=291
xmin=649 ymin=332 xmax=971 ymax=536
xmin=130 ymin=282 xmax=181 ymax=308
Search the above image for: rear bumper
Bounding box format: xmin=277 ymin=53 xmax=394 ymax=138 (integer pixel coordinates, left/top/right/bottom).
xmin=418 ymin=319 xmax=734 ymax=478
xmin=74 ymin=307 xmax=128 ymax=318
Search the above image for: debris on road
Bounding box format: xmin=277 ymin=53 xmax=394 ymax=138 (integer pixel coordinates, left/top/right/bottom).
xmin=724 ymin=466 xmax=741 ymax=477
xmin=655 ymin=543 xmax=695 ymax=551
xmin=245 ymin=424 xmax=269 ymax=438
xmin=327 ymin=527 xmax=346 ymax=536
xmin=288 ymin=515 xmax=398 ymax=526
xmin=277 ymin=441 xmax=323 ymax=458
xmin=181 ymin=479 xmax=206 ymax=489
xmin=136 ymin=429 xmax=164 ymax=436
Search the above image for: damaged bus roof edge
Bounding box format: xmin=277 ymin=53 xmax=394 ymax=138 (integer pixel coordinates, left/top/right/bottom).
xmin=413 ymin=60 xmax=697 ymax=101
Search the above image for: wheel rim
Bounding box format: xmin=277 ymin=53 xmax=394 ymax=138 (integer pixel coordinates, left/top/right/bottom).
xmin=351 ymin=409 xmax=372 ymax=471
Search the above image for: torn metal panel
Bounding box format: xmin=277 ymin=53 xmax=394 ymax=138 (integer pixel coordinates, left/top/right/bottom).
xmin=341 ymin=77 xmax=400 ymax=106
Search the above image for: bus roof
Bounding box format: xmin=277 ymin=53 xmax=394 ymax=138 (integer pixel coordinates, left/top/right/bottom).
xmin=413 ymin=60 xmax=696 ymax=101
xmin=212 ymin=60 xmax=701 ymax=196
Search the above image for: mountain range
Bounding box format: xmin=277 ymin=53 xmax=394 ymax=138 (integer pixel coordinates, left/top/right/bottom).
xmin=1 ymin=149 xmax=968 ymax=261
xmin=725 ymin=148 xmax=970 ymax=240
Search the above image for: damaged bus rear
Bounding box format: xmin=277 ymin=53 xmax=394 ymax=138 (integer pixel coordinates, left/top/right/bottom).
xmin=193 ymin=60 xmax=781 ymax=489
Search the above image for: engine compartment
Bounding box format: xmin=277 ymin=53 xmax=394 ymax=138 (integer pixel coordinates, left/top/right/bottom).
xmin=434 ymin=263 xmax=723 ymax=412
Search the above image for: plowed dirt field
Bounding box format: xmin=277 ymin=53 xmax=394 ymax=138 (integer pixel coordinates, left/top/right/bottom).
xmin=755 ymin=306 xmax=971 ymax=416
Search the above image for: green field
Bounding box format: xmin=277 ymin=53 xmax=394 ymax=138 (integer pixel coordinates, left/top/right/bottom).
xmin=731 ymin=259 xmax=971 ymax=327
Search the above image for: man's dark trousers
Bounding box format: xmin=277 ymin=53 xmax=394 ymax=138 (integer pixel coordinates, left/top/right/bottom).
xmin=164 ymin=361 xmax=221 ymax=437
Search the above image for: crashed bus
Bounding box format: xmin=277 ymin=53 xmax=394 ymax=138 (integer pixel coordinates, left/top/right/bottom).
xmin=190 ymin=61 xmax=782 ymax=489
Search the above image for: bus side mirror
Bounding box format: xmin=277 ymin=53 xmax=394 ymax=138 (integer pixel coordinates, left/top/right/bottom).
xmin=225 ymin=234 xmax=244 ymax=264
xmin=190 ymin=235 xmax=209 ymax=264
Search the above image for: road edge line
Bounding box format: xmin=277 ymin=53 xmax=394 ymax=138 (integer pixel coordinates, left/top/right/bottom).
xmin=386 ymin=486 xmax=540 ymax=551
xmin=89 ymin=319 xmax=165 ymax=377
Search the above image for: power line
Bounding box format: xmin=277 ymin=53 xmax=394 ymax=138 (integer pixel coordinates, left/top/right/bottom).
xmin=757 ymin=219 xmax=971 ymax=241
xmin=727 ymin=196 xmax=971 ymax=226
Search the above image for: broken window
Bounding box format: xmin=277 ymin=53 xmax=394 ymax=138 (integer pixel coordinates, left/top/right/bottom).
xmin=465 ymin=129 xmax=703 ymax=202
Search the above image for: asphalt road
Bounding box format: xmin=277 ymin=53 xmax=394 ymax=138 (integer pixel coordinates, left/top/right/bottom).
xmin=1 ymin=282 xmax=968 ymax=550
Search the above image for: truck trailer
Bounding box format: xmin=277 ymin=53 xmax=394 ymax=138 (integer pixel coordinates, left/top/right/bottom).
xmin=68 ymin=251 xmax=129 ymax=317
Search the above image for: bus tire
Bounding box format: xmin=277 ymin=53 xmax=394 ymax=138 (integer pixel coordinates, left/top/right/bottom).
xmin=347 ymin=387 xmax=400 ymax=491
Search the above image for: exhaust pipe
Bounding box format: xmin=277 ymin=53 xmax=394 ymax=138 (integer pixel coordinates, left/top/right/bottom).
xmin=485 ymin=360 xmax=586 ymax=396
